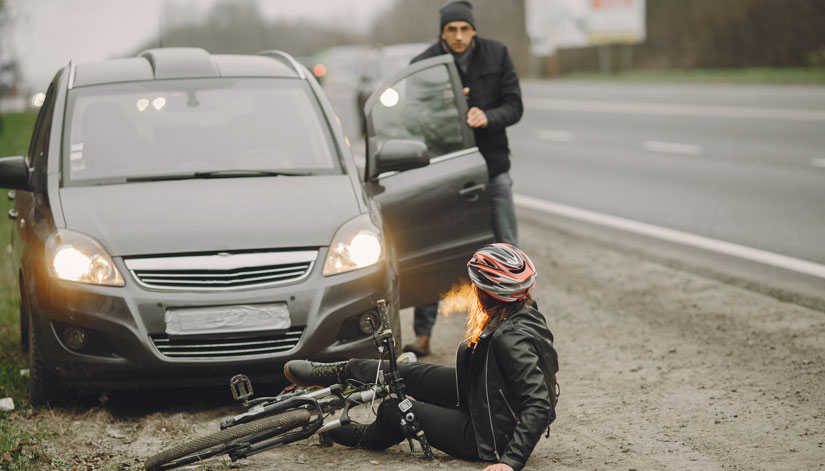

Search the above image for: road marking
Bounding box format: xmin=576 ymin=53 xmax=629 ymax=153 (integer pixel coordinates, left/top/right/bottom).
xmin=812 ymin=159 xmax=825 ymax=168
xmin=514 ymin=193 xmax=825 ymax=279
xmin=643 ymin=141 xmax=703 ymax=155
xmin=529 ymin=98 xmax=825 ymax=122
xmin=537 ymin=129 xmax=574 ymax=142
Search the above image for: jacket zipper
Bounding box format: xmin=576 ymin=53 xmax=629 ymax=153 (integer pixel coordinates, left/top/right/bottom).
xmin=455 ymin=341 xmax=463 ymax=407
xmin=484 ymin=346 xmax=500 ymax=460
xmin=499 ymin=388 xmax=520 ymax=425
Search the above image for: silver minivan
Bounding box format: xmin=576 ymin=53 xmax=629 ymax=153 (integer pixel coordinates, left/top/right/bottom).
xmin=0 ymin=47 xmax=492 ymax=404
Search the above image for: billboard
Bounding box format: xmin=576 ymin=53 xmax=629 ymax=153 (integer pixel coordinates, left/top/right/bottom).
xmin=526 ymin=0 xmax=646 ymax=55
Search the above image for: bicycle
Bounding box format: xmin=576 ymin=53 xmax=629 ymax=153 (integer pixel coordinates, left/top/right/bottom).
xmin=144 ymin=299 xmax=434 ymax=470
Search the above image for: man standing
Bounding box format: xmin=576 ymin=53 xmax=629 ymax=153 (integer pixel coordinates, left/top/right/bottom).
xmin=404 ymin=0 xmax=524 ymax=357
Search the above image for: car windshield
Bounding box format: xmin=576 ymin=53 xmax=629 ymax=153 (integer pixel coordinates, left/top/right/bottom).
xmin=63 ymin=78 xmax=340 ymax=185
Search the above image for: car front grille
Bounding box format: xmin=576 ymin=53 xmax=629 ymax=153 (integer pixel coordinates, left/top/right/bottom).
xmin=124 ymin=250 xmax=318 ymax=291
xmin=150 ymin=327 xmax=304 ymax=358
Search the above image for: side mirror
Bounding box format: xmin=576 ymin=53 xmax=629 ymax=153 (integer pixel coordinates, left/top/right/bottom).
xmin=374 ymin=140 xmax=430 ymax=174
xmin=0 ymin=156 xmax=30 ymax=190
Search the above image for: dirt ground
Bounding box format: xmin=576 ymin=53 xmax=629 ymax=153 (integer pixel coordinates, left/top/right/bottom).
xmin=9 ymin=214 xmax=825 ymax=471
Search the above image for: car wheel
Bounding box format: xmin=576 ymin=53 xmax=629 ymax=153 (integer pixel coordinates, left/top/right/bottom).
xmin=391 ymin=289 xmax=403 ymax=358
xmin=388 ymin=246 xmax=403 ymax=357
xmin=27 ymin=310 xmax=63 ymax=406
xmin=19 ymin=304 xmax=28 ymax=354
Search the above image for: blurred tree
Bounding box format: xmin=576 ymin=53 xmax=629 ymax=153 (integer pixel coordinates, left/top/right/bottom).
xmin=369 ymin=0 xmax=530 ymax=74
xmin=132 ymin=0 xmax=361 ymax=58
xmin=554 ymin=0 xmax=825 ymax=73
xmin=0 ymin=0 xmax=22 ymax=113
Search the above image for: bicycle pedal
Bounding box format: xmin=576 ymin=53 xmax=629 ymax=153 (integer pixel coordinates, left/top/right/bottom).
xmin=229 ymin=374 xmax=253 ymax=404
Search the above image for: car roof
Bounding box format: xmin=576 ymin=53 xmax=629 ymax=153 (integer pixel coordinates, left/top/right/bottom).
xmin=71 ymin=47 xmax=304 ymax=88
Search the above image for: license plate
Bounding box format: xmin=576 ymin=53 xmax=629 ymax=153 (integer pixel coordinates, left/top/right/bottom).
xmin=165 ymin=303 xmax=290 ymax=336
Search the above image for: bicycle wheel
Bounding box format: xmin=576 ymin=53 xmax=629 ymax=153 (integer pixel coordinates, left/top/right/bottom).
xmin=144 ymin=408 xmax=311 ymax=470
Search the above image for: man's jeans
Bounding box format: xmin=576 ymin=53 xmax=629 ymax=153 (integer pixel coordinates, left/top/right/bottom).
xmin=412 ymin=171 xmax=519 ymax=337
xmin=489 ymin=170 xmax=518 ymax=246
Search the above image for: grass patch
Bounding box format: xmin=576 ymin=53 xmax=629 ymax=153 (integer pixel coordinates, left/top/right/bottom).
xmin=1 ymin=111 xmax=38 ymax=469
xmin=0 ymin=417 xmax=53 ymax=470
xmin=563 ymin=67 xmax=825 ymax=84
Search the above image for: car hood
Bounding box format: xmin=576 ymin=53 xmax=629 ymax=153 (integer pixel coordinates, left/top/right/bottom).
xmin=59 ymin=176 xmax=361 ymax=256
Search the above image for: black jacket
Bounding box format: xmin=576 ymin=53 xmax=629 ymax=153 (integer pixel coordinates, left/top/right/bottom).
xmin=412 ymin=37 xmax=523 ymax=178
xmin=454 ymin=302 xmax=559 ymax=471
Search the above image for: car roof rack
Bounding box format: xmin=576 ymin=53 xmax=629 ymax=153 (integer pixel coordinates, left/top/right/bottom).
xmin=67 ymin=60 xmax=76 ymax=90
xmin=256 ymin=50 xmax=306 ymax=80
xmin=139 ymin=47 xmax=219 ymax=79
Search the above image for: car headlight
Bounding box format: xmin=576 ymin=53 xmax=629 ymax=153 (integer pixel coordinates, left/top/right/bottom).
xmin=46 ymin=230 xmax=125 ymax=286
xmin=323 ymin=215 xmax=383 ymax=276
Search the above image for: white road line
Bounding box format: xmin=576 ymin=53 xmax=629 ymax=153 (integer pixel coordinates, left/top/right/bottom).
xmin=812 ymin=159 xmax=825 ymax=168
xmin=643 ymin=141 xmax=703 ymax=155
xmin=514 ymin=193 xmax=825 ymax=280
xmin=536 ymin=129 xmax=574 ymax=142
xmin=529 ymin=98 xmax=825 ymax=122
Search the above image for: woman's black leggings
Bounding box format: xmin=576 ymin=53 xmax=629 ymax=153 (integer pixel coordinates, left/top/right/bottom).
xmin=345 ymin=359 xmax=480 ymax=461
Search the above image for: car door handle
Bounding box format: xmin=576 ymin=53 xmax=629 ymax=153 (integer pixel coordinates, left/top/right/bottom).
xmin=8 ymin=209 xmax=19 ymax=220
xmin=459 ymin=183 xmax=486 ymax=201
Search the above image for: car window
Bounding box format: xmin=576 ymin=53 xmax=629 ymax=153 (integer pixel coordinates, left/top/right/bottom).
xmin=27 ymin=83 xmax=55 ymax=169
xmin=370 ymin=64 xmax=465 ymax=159
xmin=63 ymin=78 xmax=340 ymax=185
xmin=27 ymin=82 xmax=57 ymax=190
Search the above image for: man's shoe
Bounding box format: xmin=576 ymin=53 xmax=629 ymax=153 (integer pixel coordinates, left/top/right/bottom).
xmin=283 ymin=360 xmax=347 ymax=387
xmin=403 ymin=334 xmax=431 ymax=357
xmin=326 ymin=423 xmax=370 ymax=447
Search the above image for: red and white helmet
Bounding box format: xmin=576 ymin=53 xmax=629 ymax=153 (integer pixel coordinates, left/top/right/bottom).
xmin=467 ymin=243 xmax=537 ymax=303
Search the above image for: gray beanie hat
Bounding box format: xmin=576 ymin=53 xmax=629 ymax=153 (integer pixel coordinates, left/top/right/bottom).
xmin=440 ymin=0 xmax=476 ymax=31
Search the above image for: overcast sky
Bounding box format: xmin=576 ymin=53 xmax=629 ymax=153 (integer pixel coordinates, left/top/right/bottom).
xmin=5 ymin=0 xmax=393 ymax=92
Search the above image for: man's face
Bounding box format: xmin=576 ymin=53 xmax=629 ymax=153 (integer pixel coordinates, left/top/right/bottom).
xmin=441 ymin=20 xmax=476 ymax=54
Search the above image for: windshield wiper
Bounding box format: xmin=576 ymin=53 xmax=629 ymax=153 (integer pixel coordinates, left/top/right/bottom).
xmin=195 ymin=169 xmax=312 ymax=178
xmin=126 ymin=170 xmax=312 ymax=182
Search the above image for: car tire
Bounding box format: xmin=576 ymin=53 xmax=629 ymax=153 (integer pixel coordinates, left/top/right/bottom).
xmin=19 ymin=277 xmax=29 ymax=354
xmin=19 ymin=303 xmax=28 ymax=354
xmin=28 ymin=310 xmax=62 ymax=406
xmin=388 ymin=246 xmax=403 ymax=358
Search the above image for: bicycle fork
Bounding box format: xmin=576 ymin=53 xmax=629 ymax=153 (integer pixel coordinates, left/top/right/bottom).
xmin=375 ymin=299 xmax=434 ymax=460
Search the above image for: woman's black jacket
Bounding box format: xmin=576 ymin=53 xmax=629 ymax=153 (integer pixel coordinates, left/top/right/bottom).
xmin=454 ymin=302 xmax=559 ymax=471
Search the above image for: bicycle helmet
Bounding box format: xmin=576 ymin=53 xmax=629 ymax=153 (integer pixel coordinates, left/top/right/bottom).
xmin=467 ymin=243 xmax=536 ymax=303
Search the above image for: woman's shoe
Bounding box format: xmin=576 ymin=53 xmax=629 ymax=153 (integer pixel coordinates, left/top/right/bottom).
xmin=283 ymin=360 xmax=347 ymax=386
xmin=326 ymin=423 xmax=371 ymax=447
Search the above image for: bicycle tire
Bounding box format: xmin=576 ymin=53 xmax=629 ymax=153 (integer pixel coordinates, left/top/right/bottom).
xmin=144 ymin=408 xmax=311 ymax=470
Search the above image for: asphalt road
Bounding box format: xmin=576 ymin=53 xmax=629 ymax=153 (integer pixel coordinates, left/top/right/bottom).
xmin=509 ymin=80 xmax=825 ymax=266
xmin=327 ymin=78 xmax=825 ymax=301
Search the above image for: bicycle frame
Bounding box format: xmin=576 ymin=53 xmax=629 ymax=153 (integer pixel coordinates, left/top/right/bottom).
xmin=216 ymin=299 xmax=433 ymax=462
xmin=223 ymin=383 xmax=390 ymax=460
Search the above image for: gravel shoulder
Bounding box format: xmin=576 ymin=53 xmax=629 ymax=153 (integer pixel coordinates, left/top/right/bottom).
xmin=9 ymin=214 xmax=824 ymax=470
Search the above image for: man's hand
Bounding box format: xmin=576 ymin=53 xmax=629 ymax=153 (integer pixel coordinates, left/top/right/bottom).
xmin=467 ymin=106 xmax=488 ymax=128
xmin=483 ymin=463 xmax=514 ymax=471
xmin=463 ymin=87 xmax=470 ymax=96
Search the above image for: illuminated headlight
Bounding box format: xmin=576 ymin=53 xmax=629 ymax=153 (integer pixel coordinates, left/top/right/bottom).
xmin=46 ymin=230 xmax=125 ymax=286
xmin=322 ymin=215 xmax=383 ymax=276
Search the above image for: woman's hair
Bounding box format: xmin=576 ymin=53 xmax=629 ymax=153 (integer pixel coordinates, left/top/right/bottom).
xmin=465 ymin=284 xmax=531 ymax=347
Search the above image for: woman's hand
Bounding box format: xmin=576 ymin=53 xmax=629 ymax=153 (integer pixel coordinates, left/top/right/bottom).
xmin=483 ymin=463 xmax=513 ymax=471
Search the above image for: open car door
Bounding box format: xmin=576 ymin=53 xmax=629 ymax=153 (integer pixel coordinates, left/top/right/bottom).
xmin=363 ymin=54 xmax=494 ymax=307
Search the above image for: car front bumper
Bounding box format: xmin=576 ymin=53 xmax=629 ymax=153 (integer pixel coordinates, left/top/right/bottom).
xmin=25 ymin=252 xmax=395 ymax=392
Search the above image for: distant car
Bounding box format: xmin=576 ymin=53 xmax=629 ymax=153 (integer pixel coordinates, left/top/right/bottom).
xmin=356 ymin=43 xmax=430 ymax=134
xmin=0 ymin=47 xmax=492 ymax=404
xmin=313 ymin=45 xmax=371 ymax=91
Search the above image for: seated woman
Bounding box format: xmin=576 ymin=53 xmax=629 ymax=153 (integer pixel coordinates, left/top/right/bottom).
xmin=284 ymin=243 xmax=559 ymax=471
